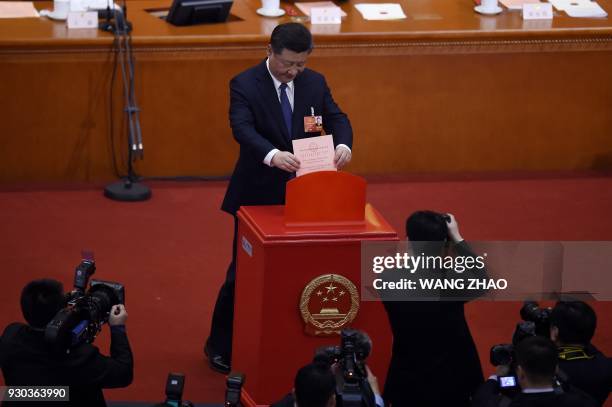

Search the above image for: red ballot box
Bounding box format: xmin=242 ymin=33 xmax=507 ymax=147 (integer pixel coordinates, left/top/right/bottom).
xmin=232 ymin=172 xmax=398 ymax=404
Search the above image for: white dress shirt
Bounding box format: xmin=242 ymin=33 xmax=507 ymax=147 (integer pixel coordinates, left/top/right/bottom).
xmin=262 ymin=59 xmax=351 ymax=167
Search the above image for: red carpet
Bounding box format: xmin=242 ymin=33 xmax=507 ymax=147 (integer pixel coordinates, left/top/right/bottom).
xmin=1 ymin=175 xmax=611 ymax=405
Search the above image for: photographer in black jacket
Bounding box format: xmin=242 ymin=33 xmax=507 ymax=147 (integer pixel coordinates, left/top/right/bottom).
xmin=472 ymin=336 xmax=598 ymax=407
xmin=271 ymin=362 xmax=384 ymax=407
xmin=550 ymin=301 xmax=612 ymax=405
xmin=0 ymin=279 xmax=133 ymax=406
xmin=383 ymin=211 xmax=484 ymax=407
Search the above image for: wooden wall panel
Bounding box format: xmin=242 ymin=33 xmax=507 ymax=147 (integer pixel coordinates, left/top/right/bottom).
xmin=1 ymin=0 xmax=612 ymax=182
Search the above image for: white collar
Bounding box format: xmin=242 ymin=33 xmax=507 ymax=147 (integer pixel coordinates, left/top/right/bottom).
xmin=522 ymin=387 xmax=555 ymax=394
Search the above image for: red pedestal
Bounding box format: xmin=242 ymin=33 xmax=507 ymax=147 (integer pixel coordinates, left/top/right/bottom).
xmin=232 ymin=172 xmax=398 ymax=404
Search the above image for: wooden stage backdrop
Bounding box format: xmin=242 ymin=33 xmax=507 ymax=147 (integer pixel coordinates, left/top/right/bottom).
xmin=1 ymin=0 xmax=612 ymax=182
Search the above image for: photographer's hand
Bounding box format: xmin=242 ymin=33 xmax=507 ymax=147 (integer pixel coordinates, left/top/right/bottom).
xmin=109 ymin=304 xmax=128 ymax=326
xmin=365 ymin=366 xmax=384 ymax=407
xmin=495 ymin=364 xmax=511 ymax=377
xmin=365 ymin=365 xmax=381 ymax=396
xmin=446 ymin=213 xmax=464 ymax=243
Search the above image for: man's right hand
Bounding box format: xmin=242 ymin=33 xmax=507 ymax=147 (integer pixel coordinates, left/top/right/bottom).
xmin=446 ymin=213 xmax=464 ymax=243
xmin=271 ymin=151 xmax=300 ymax=173
xmin=109 ymin=304 xmax=128 ymax=326
xmin=365 ymin=365 xmax=381 ymax=396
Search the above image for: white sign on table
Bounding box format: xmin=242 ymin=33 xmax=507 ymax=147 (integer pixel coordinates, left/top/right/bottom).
xmin=67 ymin=10 xmax=98 ymax=28
xmin=522 ymin=2 xmax=553 ymax=19
xmin=310 ymin=6 xmax=342 ymax=24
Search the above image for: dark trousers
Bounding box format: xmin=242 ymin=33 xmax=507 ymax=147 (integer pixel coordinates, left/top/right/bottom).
xmin=208 ymin=216 xmax=238 ymax=361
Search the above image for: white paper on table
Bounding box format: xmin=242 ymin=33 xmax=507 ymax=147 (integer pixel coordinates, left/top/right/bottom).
xmin=565 ymin=1 xmax=607 ymax=16
xmin=295 ymin=1 xmax=347 ymax=16
xmin=71 ymin=0 xmax=118 ymax=11
xmin=547 ymin=0 xmax=587 ymax=10
xmin=0 ymin=2 xmax=40 ymax=18
xmin=354 ymin=3 xmax=407 ymax=20
xmin=292 ymin=134 xmax=337 ymax=177
xmin=499 ymin=0 xmax=541 ymax=11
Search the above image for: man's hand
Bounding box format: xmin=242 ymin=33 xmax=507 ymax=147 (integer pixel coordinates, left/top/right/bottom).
xmin=446 ymin=213 xmax=464 ymax=243
xmin=365 ymin=365 xmax=381 ymax=396
xmin=271 ymin=151 xmax=300 ymax=173
xmin=109 ymin=304 xmax=128 ymax=326
xmin=495 ymin=364 xmax=511 ymax=377
xmin=334 ymin=147 xmax=351 ymax=170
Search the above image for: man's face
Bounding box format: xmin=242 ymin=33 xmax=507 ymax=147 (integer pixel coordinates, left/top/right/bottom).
xmin=267 ymin=45 xmax=309 ymax=83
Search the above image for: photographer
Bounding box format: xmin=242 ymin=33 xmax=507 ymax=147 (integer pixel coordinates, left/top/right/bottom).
xmin=382 ymin=211 xmax=484 ymax=407
xmin=0 ymin=279 xmax=133 ymax=406
xmin=270 ymin=362 xmax=383 ymax=407
xmin=550 ymin=301 xmax=612 ymax=405
xmin=472 ymin=336 xmax=598 ymax=407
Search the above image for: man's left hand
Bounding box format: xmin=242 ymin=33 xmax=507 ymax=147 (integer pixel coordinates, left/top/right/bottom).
xmin=334 ymin=147 xmax=352 ymax=170
xmin=495 ymin=364 xmax=511 ymax=377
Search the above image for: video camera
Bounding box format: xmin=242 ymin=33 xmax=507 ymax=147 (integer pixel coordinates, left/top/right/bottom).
xmin=45 ymin=257 xmax=125 ymax=352
xmin=314 ymin=329 xmax=376 ymax=407
xmin=225 ymin=372 xmax=245 ymax=407
xmin=489 ymin=301 xmax=553 ymax=395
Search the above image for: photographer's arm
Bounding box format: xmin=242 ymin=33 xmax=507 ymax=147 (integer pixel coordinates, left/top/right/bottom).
xmin=446 ymin=214 xmax=490 ymax=301
xmin=74 ymin=305 xmax=133 ymax=388
xmin=101 ymin=305 xmax=134 ymax=388
xmin=365 ymin=365 xmax=384 ymax=407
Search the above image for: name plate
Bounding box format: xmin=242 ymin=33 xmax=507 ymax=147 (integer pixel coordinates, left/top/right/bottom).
xmin=522 ymin=2 xmax=553 ymax=19
xmin=67 ymin=11 xmax=98 ymax=28
xmin=310 ymin=6 xmax=342 ymax=24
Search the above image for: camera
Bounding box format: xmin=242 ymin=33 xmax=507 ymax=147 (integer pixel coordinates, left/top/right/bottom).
xmin=520 ymin=301 xmax=551 ymax=337
xmin=162 ymin=373 xmax=193 ymax=407
xmin=225 ymin=372 xmax=245 ymax=407
xmin=490 ymin=301 xmax=552 ymax=366
xmin=314 ymin=329 xmax=376 ymax=407
xmin=45 ymin=258 xmax=125 ymax=352
xmin=489 ymin=301 xmax=553 ymax=395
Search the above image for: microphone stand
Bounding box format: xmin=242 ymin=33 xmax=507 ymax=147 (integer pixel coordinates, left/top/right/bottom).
xmin=103 ymin=0 xmax=151 ymax=201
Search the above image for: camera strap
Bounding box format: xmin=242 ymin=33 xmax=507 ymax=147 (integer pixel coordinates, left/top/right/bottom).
xmin=558 ymin=346 xmax=593 ymax=361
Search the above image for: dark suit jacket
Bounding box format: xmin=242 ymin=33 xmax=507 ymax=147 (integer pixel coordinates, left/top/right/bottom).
xmin=472 ymin=379 xmax=600 ymax=407
xmin=382 ymin=241 xmax=485 ymax=407
xmin=558 ymin=345 xmax=612 ymax=406
xmin=221 ymin=59 xmax=353 ymax=215
xmin=0 ymin=322 xmax=133 ymax=407
xmin=270 ymin=393 xmax=294 ymax=407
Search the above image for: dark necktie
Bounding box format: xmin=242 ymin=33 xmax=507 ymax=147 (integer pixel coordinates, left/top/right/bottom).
xmin=279 ymin=83 xmax=292 ymax=138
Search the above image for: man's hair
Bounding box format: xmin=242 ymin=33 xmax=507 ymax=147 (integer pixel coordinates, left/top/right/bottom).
xmin=270 ymin=23 xmax=313 ymax=54
xmin=406 ymin=210 xmax=448 ymax=241
xmin=20 ymin=279 xmax=65 ymax=328
xmin=294 ymin=362 xmax=336 ymax=407
xmin=550 ymin=301 xmax=597 ymax=345
xmin=515 ymin=336 xmax=558 ymax=384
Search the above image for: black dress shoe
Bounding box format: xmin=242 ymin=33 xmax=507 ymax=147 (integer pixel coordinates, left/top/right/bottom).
xmin=204 ymin=341 xmax=231 ymax=374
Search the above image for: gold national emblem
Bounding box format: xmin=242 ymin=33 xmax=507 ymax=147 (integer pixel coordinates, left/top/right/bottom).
xmin=299 ymin=274 xmax=360 ymax=336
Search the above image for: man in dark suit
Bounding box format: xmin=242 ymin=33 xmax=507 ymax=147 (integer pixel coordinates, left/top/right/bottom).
xmin=271 ymin=362 xmax=384 ymax=407
xmin=0 ymin=279 xmax=133 ymax=406
xmin=551 ymin=301 xmax=612 ymax=405
xmin=472 ymin=336 xmax=598 ymax=407
xmin=205 ymin=22 xmax=353 ymax=373
xmin=271 ymin=362 xmax=337 ymax=407
xmin=382 ymin=211 xmax=484 ymax=407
